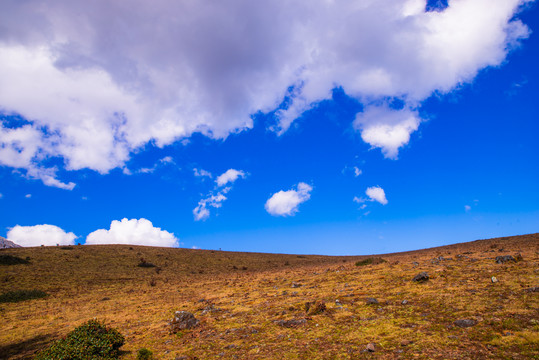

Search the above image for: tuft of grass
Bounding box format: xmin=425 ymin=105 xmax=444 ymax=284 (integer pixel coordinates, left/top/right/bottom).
xmin=0 ymin=254 xmax=30 ymax=266
xmin=0 ymin=289 xmax=47 ymax=303
xmin=60 ymin=246 xmax=75 ymax=250
xmin=355 ymin=257 xmax=386 ymax=266
xmin=34 ymin=319 xmax=125 ymax=360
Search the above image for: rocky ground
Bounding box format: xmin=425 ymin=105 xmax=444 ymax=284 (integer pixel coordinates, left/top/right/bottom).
xmin=0 ymin=233 xmax=538 ymax=359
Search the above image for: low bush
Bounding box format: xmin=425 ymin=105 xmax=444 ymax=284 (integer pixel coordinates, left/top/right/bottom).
xmin=137 ymin=258 xmax=156 ymax=268
xmin=355 ymin=257 xmax=386 ymax=266
xmin=137 ymin=348 xmax=154 ymax=360
xmin=0 ymin=289 xmax=47 ymax=303
xmin=0 ymin=254 xmax=30 ymax=265
xmin=34 ymin=319 xmax=125 ymax=360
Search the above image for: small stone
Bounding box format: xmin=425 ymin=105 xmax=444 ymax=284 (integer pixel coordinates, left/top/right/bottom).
xmin=524 ymin=286 xmax=539 ymax=293
xmin=366 ymin=297 xmax=379 ymax=305
xmin=366 ymin=343 xmax=376 ymax=352
xmin=491 ymin=276 xmax=498 ymax=283
xmin=291 ymin=281 xmax=302 ymax=288
xmin=412 ymin=272 xmax=429 ymax=282
xmin=274 ymin=319 xmax=307 ymax=328
xmin=454 ymin=319 xmax=477 ymax=328
xmin=401 ymin=300 xmax=409 ymax=305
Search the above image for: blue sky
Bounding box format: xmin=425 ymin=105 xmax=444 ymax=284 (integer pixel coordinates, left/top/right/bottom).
xmin=0 ymin=0 xmax=537 ymax=254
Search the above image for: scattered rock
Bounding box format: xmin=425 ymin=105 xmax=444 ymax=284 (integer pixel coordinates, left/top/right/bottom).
xmin=491 ymin=276 xmax=498 ymax=283
xmin=170 ymin=311 xmax=199 ymax=332
xmin=274 ymin=319 xmax=307 ymax=328
xmin=305 ymin=300 xmax=326 ymax=315
xmin=401 ymin=300 xmax=409 ymax=305
xmin=366 ymin=297 xmax=379 ymax=305
xmin=100 ymin=297 xmax=111 ymax=301
xmin=412 ymin=272 xmax=429 ymax=282
xmin=412 ymin=262 xmax=419 ymax=267
xmin=291 ymin=282 xmax=302 ymax=288
xmin=454 ymin=319 xmax=477 ymax=328
xmin=201 ymin=304 xmax=222 ymax=315
xmin=366 ymin=343 xmax=376 ymax=352
xmin=524 ymin=286 xmax=539 ymax=293
xmin=495 ymin=255 xmax=516 ymax=264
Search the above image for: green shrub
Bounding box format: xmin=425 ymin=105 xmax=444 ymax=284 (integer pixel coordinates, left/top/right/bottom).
xmin=355 ymin=257 xmax=386 ymax=266
xmin=34 ymin=319 xmax=125 ymax=360
xmin=137 ymin=348 xmax=154 ymax=360
xmin=0 ymin=289 xmax=47 ymax=303
xmin=0 ymin=254 xmax=30 ymax=265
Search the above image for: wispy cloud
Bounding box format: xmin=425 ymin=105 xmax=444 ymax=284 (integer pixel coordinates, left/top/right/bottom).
xmin=193 ymin=169 xmax=247 ymax=221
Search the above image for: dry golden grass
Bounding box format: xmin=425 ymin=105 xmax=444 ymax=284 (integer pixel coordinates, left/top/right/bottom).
xmin=1 ymin=233 xmax=538 ymax=359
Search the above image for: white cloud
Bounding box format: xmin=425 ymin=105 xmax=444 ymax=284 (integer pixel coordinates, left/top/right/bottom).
xmin=365 ymin=186 xmax=388 ymax=205
xmin=354 ymin=105 xmax=421 ymax=159
xmin=25 ymin=194 xmax=31 ymax=198
xmin=353 ymin=167 xmax=363 ymax=177
xmin=193 ymin=168 xmax=212 ymax=179
xmin=0 ymin=0 xmax=531 ymax=185
xmin=85 ymin=218 xmax=179 ymax=247
xmin=0 ymin=193 xmax=3 ymax=199
xmin=265 ymin=182 xmax=312 ymax=217
xmin=193 ymin=168 xmax=247 ymax=220
xmin=465 ymin=205 xmax=472 ymax=212
xmin=193 ymin=192 xmax=228 ymax=221
xmin=7 ymin=224 xmax=77 ymax=247
xmin=216 ymin=169 xmax=247 ymax=187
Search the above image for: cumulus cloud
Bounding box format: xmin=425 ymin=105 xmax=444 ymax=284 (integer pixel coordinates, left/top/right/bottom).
xmin=86 ymin=218 xmax=178 ymax=247
xmin=0 ymin=0 xmax=532 ymax=186
xmin=216 ymin=169 xmax=247 ymax=187
xmin=265 ymin=182 xmax=312 ymax=216
xmin=7 ymin=224 xmax=77 ymax=247
xmin=366 ymin=186 xmax=388 ymax=205
xmin=354 ymin=105 xmax=421 ymax=159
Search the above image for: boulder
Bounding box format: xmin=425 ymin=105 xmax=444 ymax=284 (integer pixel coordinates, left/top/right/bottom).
xmin=170 ymin=311 xmax=199 ymax=332
xmin=412 ymin=272 xmax=429 ymax=282
xmin=495 ymin=255 xmax=516 ymax=264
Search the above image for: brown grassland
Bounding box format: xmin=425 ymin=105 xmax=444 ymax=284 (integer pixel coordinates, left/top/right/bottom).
xmin=0 ymin=233 xmax=538 ymax=359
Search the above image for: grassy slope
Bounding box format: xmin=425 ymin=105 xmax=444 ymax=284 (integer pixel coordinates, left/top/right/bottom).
xmin=0 ymin=233 xmax=538 ymax=359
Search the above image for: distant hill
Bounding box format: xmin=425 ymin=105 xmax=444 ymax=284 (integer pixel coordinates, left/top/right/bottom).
xmin=0 ymin=236 xmax=21 ymax=249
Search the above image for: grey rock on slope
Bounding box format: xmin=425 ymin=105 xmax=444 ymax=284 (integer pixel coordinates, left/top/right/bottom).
xmin=0 ymin=236 xmax=22 ymax=249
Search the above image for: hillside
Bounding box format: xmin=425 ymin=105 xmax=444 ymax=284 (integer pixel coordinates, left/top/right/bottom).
xmin=0 ymin=233 xmax=538 ymax=359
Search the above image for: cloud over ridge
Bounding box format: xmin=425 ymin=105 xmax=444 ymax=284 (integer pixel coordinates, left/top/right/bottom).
xmin=7 ymin=224 xmax=77 ymax=247
xmin=0 ymin=0 xmax=531 ymax=186
xmin=86 ymin=218 xmax=179 ymax=247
